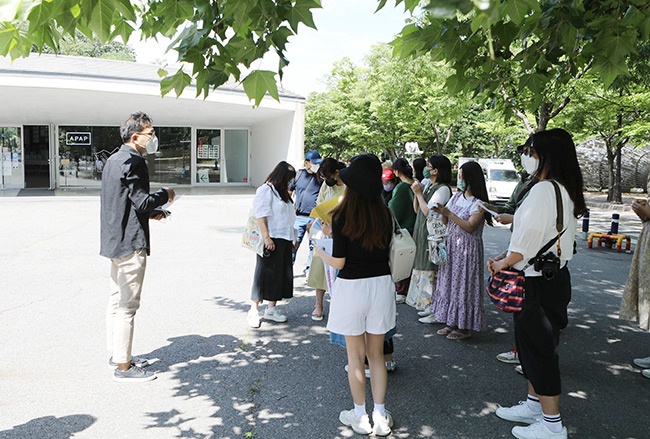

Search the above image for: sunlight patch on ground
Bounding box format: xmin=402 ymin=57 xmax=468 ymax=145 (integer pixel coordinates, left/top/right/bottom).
xmin=258 ymin=409 xmax=293 ymax=421
xmin=606 ymin=338 xmax=622 ymax=344
xmin=478 ymin=402 xmax=500 ymax=417
xmin=494 ymin=327 xmax=510 ymax=333
xmin=605 ymin=363 xmax=634 ymax=376
xmin=575 ymin=324 xmax=591 ymax=329
xmin=567 ymin=390 xmax=588 ymax=399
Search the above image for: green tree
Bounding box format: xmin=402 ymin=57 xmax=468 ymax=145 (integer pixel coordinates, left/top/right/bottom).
xmin=37 ymin=30 xmax=135 ymax=61
xmin=391 ymin=0 xmax=650 ymax=133
xmin=0 ymin=0 xmax=322 ymax=105
xmin=306 ymin=44 xmax=521 ymax=162
xmin=304 ymin=59 xmax=368 ymax=160
xmin=558 ymin=75 xmax=650 ymax=202
xmin=2 ymin=0 xmax=648 ymax=109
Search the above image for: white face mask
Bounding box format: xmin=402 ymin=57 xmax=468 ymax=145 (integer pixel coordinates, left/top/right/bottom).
xmin=145 ymin=135 xmax=159 ymax=155
xmin=521 ymin=154 xmax=538 ymax=175
xmin=310 ymin=163 xmax=320 ymax=173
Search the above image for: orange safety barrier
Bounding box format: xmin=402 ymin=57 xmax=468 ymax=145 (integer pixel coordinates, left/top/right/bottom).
xmin=587 ymin=232 xmax=631 ymax=252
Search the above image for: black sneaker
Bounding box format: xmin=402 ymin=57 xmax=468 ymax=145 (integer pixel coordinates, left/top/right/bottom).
xmin=108 ymin=356 xmax=150 ymax=370
xmin=113 ymin=365 xmax=156 ymax=382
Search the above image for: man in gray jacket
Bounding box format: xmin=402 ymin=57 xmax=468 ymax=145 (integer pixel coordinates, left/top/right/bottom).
xmin=100 ymin=112 xmax=175 ymax=382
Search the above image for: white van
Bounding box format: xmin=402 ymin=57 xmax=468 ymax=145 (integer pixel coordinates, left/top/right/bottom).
xmin=478 ymin=158 xmax=520 ymax=203
xmin=457 ymin=158 xmax=520 ymax=204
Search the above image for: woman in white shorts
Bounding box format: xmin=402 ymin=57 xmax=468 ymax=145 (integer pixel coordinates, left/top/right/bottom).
xmin=315 ymin=153 xmax=395 ymax=437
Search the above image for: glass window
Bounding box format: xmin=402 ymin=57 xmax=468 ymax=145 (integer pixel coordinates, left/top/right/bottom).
xmin=196 ymin=129 xmax=222 ymax=183
xmin=58 ymin=126 xmax=121 ymax=187
xmin=1 ymin=127 xmax=23 ymax=188
xmin=58 ymin=126 xmax=191 ymax=187
xmin=149 ymin=127 xmax=191 ymax=185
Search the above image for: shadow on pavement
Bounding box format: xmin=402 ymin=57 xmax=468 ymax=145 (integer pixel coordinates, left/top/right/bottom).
xmin=0 ymin=414 xmax=96 ymax=439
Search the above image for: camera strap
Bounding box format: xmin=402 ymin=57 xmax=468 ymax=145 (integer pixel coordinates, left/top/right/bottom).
xmin=526 ymin=180 xmax=565 ymax=266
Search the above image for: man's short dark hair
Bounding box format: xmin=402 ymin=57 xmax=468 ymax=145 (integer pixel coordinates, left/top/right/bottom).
xmin=120 ymin=112 xmax=153 ymax=143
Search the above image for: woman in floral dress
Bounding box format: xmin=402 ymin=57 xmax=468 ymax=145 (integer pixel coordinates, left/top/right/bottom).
xmin=430 ymin=161 xmax=493 ymax=340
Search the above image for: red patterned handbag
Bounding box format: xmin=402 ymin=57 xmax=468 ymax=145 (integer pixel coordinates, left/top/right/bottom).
xmin=486 ymin=269 xmax=526 ymax=313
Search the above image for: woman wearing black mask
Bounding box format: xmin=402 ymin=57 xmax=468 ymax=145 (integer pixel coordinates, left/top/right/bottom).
xmin=306 ymin=158 xmax=347 ymax=320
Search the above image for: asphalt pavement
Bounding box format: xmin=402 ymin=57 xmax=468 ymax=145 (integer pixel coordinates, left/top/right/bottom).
xmin=0 ymin=189 xmax=648 ymax=439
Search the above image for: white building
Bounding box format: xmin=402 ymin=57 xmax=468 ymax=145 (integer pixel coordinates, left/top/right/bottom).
xmin=0 ymin=54 xmax=305 ymax=191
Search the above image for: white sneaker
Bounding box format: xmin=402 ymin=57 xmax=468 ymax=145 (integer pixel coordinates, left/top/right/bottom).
xmin=418 ymin=314 xmax=438 ymax=324
xmin=515 ymin=365 xmax=524 ymax=375
xmin=263 ymin=307 xmax=287 ymax=323
xmin=372 ymin=410 xmax=393 ymax=437
xmin=497 ymin=348 xmax=520 ymax=364
xmin=344 ymin=364 xmax=371 ymax=378
xmin=512 ymin=420 xmax=567 ymax=439
xmin=339 ymin=409 xmax=372 ymax=435
xmin=642 ymin=369 xmax=650 ymax=379
xmin=395 ymin=295 xmax=406 ymax=304
xmin=247 ymin=309 xmax=261 ymax=328
xmin=496 ymin=401 xmax=543 ymax=424
xmin=417 ymin=309 xmax=432 ymax=317
xmin=633 ymin=356 xmax=650 ymax=368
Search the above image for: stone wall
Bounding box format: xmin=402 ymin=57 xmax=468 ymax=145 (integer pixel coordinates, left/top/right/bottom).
xmin=576 ymin=138 xmax=650 ymax=192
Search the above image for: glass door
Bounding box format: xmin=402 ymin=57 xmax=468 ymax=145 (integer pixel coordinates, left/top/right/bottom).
xmin=224 ymin=129 xmax=249 ymax=183
xmin=0 ymin=127 xmax=23 ymax=189
xmin=23 ymin=125 xmax=50 ymax=188
xmin=195 ymin=129 xmax=221 ymax=183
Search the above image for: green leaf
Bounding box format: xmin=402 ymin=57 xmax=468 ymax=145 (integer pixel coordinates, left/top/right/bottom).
xmin=160 ymin=68 xmax=192 ymax=97
xmin=288 ymin=0 xmax=320 ymax=33
xmin=594 ymin=58 xmax=629 ymax=89
xmin=0 ymin=24 xmax=19 ymax=55
xmin=88 ymin=0 xmax=115 ymax=43
xmin=501 ymin=0 xmax=531 ymax=26
xmin=242 ymin=70 xmax=279 ymax=106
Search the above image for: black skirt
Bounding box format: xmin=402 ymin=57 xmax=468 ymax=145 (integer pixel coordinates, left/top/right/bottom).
xmin=251 ymin=238 xmax=294 ymax=302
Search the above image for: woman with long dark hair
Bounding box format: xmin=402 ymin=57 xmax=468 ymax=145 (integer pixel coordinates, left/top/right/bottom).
xmin=314 ymin=154 xmax=395 ymax=437
xmin=488 ymin=128 xmax=586 ymax=439
xmin=429 ymin=160 xmax=493 ymax=340
xmin=248 ymin=161 xmax=297 ymax=328
xmin=409 ymin=155 xmax=453 ymax=314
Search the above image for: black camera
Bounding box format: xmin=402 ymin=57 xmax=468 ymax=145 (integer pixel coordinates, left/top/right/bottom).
xmin=533 ymin=252 xmax=560 ymax=280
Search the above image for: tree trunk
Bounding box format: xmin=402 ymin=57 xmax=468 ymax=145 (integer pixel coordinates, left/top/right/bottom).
xmin=536 ymin=103 xmax=553 ymax=132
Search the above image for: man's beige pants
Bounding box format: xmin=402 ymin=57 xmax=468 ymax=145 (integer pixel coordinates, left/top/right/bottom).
xmin=106 ymin=248 xmax=147 ymax=364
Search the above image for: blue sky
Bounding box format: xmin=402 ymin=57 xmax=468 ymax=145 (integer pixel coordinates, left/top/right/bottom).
xmin=133 ymin=0 xmax=412 ymax=97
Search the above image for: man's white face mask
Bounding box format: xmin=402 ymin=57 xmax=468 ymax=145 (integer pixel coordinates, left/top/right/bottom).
xmin=310 ymin=163 xmax=320 ymax=173
xmin=145 ymin=135 xmax=159 ymax=155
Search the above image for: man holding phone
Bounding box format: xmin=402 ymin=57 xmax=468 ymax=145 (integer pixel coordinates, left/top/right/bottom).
xmin=100 ymin=112 xmax=175 ymax=382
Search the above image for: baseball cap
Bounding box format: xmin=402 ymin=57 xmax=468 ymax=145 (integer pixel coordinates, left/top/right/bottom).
xmin=305 ymin=150 xmax=323 ymax=164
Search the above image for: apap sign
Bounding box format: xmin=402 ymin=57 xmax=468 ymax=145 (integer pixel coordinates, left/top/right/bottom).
xmin=66 ymin=132 xmax=91 ymax=146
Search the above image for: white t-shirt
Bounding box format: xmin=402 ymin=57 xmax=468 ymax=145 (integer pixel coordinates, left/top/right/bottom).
xmin=253 ymin=183 xmax=297 ymax=241
xmin=509 ymin=181 xmax=577 ymax=276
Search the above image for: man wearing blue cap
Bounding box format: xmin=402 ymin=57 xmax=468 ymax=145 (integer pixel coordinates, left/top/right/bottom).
xmin=289 ymin=150 xmax=324 ymax=268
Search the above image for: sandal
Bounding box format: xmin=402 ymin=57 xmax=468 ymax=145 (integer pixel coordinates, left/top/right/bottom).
xmin=311 ymin=306 xmax=324 ymax=321
xmin=446 ymin=330 xmax=471 ymax=340
xmin=436 ymin=326 xmax=455 ymax=336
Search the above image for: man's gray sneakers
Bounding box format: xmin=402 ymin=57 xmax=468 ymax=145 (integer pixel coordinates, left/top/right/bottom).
xmin=113 ymin=365 xmax=156 ymax=382
xmin=108 ymin=356 xmax=150 ymax=370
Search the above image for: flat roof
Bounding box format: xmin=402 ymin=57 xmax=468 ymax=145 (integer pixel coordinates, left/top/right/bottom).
xmin=0 ymin=54 xmax=304 ymax=100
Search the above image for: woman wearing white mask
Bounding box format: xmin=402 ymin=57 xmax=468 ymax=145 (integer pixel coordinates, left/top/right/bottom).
xmin=429 ymin=161 xmax=493 ymax=340
xmin=488 ymin=129 xmax=586 ymax=439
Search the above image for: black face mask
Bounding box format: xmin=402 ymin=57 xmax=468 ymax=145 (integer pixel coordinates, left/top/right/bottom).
xmin=325 ymin=178 xmax=337 ymax=187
